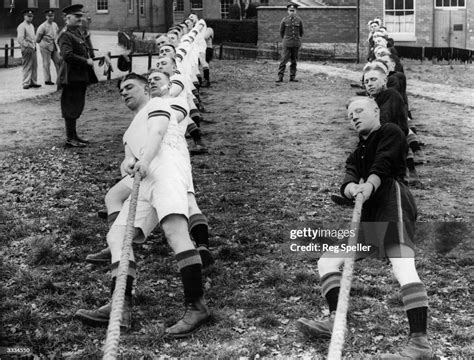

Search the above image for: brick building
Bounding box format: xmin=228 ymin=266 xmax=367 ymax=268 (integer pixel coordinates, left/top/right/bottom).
xmin=71 ymin=0 xmax=174 ymax=32
xmin=259 ymin=0 xmax=474 ymax=61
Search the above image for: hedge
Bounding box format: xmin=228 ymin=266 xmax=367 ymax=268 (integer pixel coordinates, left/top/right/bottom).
xmin=204 ymin=19 xmax=258 ymax=44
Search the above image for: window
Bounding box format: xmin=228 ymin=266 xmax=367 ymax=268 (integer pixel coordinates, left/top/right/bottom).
xmin=260 ymin=0 xmax=269 ymax=4
xmin=435 ymin=0 xmax=465 ymax=8
xmin=221 ymin=0 xmax=234 ymax=19
xmin=191 ymin=1 xmax=203 ymax=9
xmin=28 ymin=0 xmax=38 ymax=7
xmin=175 ymin=0 xmax=184 ymax=12
xmin=139 ymin=0 xmax=145 ymax=16
xmin=384 ymin=0 xmax=415 ymax=35
xmin=97 ymin=0 xmax=108 ymax=13
xmin=49 ymin=0 xmax=59 ymax=8
xmin=128 ymin=0 xmax=134 ymax=13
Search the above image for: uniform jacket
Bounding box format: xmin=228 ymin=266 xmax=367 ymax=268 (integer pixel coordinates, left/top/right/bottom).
xmin=280 ymin=15 xmax=303 ymax=47
xmin=57 ymin=26 xmax=98 ymax=85
xmin=374 ymin=88 xmax=408 ymax=136
xmin=36 ymin=21 xmax=59 ymax=52
xmin=17 ymin=21 xmax=36 ymax=51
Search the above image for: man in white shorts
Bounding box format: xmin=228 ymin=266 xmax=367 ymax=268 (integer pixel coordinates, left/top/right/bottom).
xmin=75 ymin=72 xmax=210 ymax=338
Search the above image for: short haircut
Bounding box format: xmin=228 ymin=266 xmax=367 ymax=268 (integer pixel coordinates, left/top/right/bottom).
xmin=159 ymin=43 xmax=176 ymax=52
xmin=155 ymin=33 xmax=167 ymax=39
xmin=157 ymin=54 xmax=176 ymax=65
xmin=363 ymin=61 xmax=388 ymax=75
xmin=346 ymin=96 xmax=379 ymax=110
xmin=167 ymin=30 xmax=179 ymax=37
xmin=117 ymin=72 xmax=147 ymax=90
xmin=147 ymin=68 xmax=170 ymax=80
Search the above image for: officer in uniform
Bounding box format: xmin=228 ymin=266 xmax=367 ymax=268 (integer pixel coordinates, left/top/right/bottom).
xmin=57 ymin=4 xmax=98 ymax=148
xmin=36 ymin=9 xmax=60 ymax=85
xmin=17 ymin=9 xmax=41 ymax=89
xmin=276 ymin=3 xmax=304 ymax=83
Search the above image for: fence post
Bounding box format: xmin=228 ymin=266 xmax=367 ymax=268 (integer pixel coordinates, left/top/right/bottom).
xmin=219 ymin=44 xmax=223 ymax=60
xmin=421 ymin=46 xmax=424 ymax=63
xmin=4 ymin=45 xmax=9 ymax=68
xmin=107 ymin=52 xmax=112 ymax=80
xmin=129 ymin=55 xmax=133 ymax=73
xmin=10 ymin=38 xmax=14 ymax=58
xmin=148 ymin=52 xmax=152 ymax=70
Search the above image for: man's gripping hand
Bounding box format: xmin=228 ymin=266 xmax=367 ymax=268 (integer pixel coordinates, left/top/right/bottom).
xmin=133 ymin=159 xmax=150 ymax=178
xmin=122 ymin=157 xmax=137 ymax=176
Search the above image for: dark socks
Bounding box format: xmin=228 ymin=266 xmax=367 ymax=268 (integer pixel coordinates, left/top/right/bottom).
xmin=65 ymin=118 xmax=76 ymax=140
xmin=401 ymin=282 xmax=429 ymax=334
xmin=189 ymin=214 xmax=209 ymax=248
xmin=107 ymin=211 xmax=120 ymax=228
xmin=110 ymin=260 xmax=137 ymax=298
xmin=176 ymin=249 xmax=203 ymax=303
xmin=320 ymin=272 xmax=342 ymax=313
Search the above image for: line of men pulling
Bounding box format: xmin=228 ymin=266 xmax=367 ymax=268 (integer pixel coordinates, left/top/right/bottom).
xmin=296 ymin=19 xmax=433 ymax=359
xmin=70 ymin=11 xmax=434 ymax=358
xmin=75 ymin=13 xmax=215 ymax=339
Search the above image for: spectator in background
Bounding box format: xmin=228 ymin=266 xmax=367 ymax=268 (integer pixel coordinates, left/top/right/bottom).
xmin=276 ymin=3 xmax=304 ymax=83
xmin=36 ymin=9 xmax=60 ymax=85
xmin=17 ymin=9 xmax=41 ymax=89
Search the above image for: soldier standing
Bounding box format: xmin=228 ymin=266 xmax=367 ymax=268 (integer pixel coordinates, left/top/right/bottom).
xmin=276 ymin=3 xmax=304 ymax=83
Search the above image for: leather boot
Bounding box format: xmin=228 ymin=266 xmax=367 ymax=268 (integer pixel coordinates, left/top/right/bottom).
xmin=85 ymin=248 xmax=111 ymax=264
xmin=378 ymin=332 xmax=434 ymax=359
xmin=275 ymin=75 xmax=283 ymax=83
xmin=165 ymin=297 xmax=210 ymax=338
xmin=75 ymin=297 xmax=132 ymax=329
xmin=296 ymin=311 xmax=335 ymax=339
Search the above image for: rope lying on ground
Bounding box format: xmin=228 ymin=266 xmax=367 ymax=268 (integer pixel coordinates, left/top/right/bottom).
xmin=103 ymin=173 xmax=141 ymax=360
xmin=327 ymin=193 xmax=364 ymax=360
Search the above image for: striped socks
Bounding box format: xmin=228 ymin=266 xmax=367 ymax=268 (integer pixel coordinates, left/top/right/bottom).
xmin=176 ymin=249 xmax=203 ymax=303
xmin=189 ymin=213 xmax=209 ymax=248
xmin=110 ymin=260 xmax=136 ymax=298
xmin=320 ymin=272 xmax=342 ymax=312
xmin=401 ymin=282 xmax=429 ymax=334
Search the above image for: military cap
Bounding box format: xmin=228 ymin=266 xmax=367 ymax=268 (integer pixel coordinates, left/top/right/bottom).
xmin=44 ymin=9 xmax=55 ymax=15
xmin=286 ymin=3 xmax=299 ymax=9
xmin=62 ymin=4 xmax=84 ymax=15
xmin=22 ymin=9 xmax=34 ymax=16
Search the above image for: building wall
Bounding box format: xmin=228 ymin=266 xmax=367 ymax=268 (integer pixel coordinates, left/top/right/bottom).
xmin=468 ymin=2 xmax=474 ymax=49
xmin=258 ymin=7 xmax=357 ymax=44
xmin=74 ymin=0 xmax=167 ymax=32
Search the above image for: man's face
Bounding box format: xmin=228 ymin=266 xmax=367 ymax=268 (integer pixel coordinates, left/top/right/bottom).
xmin=347 ymin=100 xmax=380 ymax=137
xmin=159 ymin=45 xmax=176 ymax=58
xmin=155 ymin=35 xmax=168 ymax=47
xmin=375 ymin=47 xmax=390 ymax=59
xmin=379 ymin=55 xmax=395 ymax=72
xmin=167 ymin=33 xmax=179 ymax=46
xmin=148 ymin=71 xmax=169 ymax=97
xmin=288 ymin=8 xmax=296 ymax=16
xmin=364 ymin=69 xmax=387 ymax=97
xmin=46 ymin=14 xmax=54 ymax=23
xmin=156 ymin=57 xmax=175 ymax=75
xmin=24 ymin=14 xmax=33 ymax=23
xmin=120 ymin=79 xmax=148 ymax=111
xmin=67 ymin=13 xmax=83 ymax=26
xmin=370 ymin=23 xmax=380 ymax=33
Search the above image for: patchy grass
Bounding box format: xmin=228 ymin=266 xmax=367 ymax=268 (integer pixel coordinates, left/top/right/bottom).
xmin=0 ymin=60 xmax=472 ymax=359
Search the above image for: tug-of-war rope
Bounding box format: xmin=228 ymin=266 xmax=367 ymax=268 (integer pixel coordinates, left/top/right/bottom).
xmin=327 ymin=193 xmax=364 ymax=359
xmin=103 ymin=173 xmax=141 ymax=360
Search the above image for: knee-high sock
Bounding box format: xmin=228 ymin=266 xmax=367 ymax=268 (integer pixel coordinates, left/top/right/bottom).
xmin=401 ymin=282 xmax=428 ymax=334
xmin=110 ymin=260 xmax=136 ymax=298
xmin=321 ymin=271 xmax=342 ymax=312
xmin=176 ymin=249 xmax=203 ymax=303
xmin=189 ymin=214 xmax=209 ymax=248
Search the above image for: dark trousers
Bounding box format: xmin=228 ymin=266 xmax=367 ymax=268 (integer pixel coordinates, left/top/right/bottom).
xmin=278 ymin=46 xmax=300 ymax=78
xmin=61 ymin=82 xmax=87 ymax=119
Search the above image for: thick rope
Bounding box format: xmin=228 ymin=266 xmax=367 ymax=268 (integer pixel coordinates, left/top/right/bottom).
xmin=327 ymin=193 xmax=364 ymax=360
xmin=103 ymin=173 xmax=141 ymax=360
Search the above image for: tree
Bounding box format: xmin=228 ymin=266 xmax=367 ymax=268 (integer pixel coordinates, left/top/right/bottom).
xmin=245 ymin=3 xmax=258 ymax=19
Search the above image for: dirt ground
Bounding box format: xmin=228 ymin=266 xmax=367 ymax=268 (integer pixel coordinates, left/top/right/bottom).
xmin=1 ymin=60 xmax=473 ymax=359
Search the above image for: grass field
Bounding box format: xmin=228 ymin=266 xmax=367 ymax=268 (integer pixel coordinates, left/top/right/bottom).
xmin=1 ymin=59 xmax=473 ymax=359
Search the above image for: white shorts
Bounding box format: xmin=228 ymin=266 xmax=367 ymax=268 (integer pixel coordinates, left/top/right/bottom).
xmin=114 ymin=150 xmax=191 ymax=241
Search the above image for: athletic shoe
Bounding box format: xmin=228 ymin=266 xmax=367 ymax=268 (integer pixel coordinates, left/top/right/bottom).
xmin=75 ymin=297 xmax=132 ymax=329
xmin=296 ymin=311 xmax=335 ymax=339
xmin=45 ymin=81 xmax=55 ymax=85
xmin=165 ymin=297 xmax=210 ymax=338
xmin=65 ymin=139 xmax=87 ymax=148
xmin=23 ymin=85 xmax=30 ymax=89
xmin=85 ymin=248 xmax=111 ymax=264
xmin=197 ymin=246 xmax=215 ymax=270
xmin=377 ymin=332 xmax=434 ymax=359
xmin=30 ymin=83 xmax=42 ymax=88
